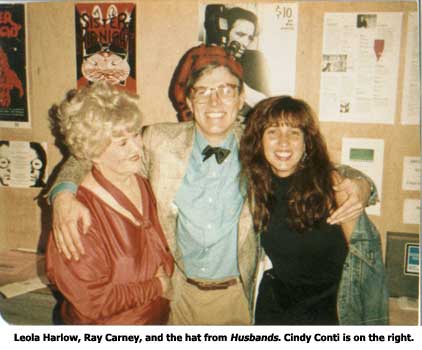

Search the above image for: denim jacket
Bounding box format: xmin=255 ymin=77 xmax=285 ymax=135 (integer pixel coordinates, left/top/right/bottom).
xmin=337 ymin=212 xmax=389 ymax=325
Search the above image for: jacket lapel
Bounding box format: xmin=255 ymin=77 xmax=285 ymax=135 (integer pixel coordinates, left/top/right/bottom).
xmin=164 ymin=121 xmax=195 ymax=182
xmin=231 ymin=122 xmax=252 ymax=249
xmin=154 ymin=122 xmax=195 ymax=259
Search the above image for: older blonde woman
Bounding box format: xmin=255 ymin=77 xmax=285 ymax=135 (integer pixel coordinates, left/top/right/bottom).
xmin=46 ymin=82 xmax=174 ymax=325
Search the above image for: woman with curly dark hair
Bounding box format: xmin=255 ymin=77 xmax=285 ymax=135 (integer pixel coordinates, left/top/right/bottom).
xmin=240 ymin=96 xmax=388 ymax=325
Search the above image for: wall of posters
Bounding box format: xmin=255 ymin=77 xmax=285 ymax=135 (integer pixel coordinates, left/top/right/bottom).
xmin=319 ymin=12 xmax=402 ymax=124
xmin=75 ymin=3 xmax=136 ymax=93
xmin=0 ymin=140 xmax=47 ymax=188
xmin=0 ymin=4 xmax=29 ymax=128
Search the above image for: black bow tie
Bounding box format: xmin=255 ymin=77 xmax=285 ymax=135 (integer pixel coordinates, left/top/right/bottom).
xmin=202 ymin=145 xmax=230 ymax=164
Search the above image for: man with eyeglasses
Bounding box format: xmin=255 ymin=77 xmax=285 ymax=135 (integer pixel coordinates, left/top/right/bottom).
xmin=49 ymin=44 xmax=376 ymax=325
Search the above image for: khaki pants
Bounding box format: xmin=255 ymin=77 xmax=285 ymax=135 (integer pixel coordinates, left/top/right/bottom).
xmin=168 ymin=278 xmax=251 ymax=325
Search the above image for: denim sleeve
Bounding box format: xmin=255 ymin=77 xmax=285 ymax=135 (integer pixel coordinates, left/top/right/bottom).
xmin=337 ymin=214 xmax=389 ymax=325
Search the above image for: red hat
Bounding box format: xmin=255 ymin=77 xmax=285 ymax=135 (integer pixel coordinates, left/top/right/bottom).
xmin=168 ymin=44 xmax=243 ymax=121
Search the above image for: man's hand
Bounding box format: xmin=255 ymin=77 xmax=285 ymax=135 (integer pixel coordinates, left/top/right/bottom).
xmin=52 ymin=191 xmax=91 ymax=260
xmin=327 ymin=177 xmax=370 ymax=225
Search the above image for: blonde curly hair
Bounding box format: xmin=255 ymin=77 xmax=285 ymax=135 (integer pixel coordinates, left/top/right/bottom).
xmin=53 ymin=82 xmax=142 ymax=160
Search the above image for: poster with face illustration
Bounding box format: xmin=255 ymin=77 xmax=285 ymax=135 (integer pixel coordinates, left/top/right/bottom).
xmin=0 ymin=141 xmax=47 ymax=188
xmin=75 ymin=3 xmax=136 ymax=93
xmin=0 ymin=4 xmax=29 ymax=128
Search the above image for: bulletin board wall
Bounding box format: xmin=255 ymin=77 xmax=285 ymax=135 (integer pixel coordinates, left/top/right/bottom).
xmin=0 ymin=0 xmax=419 ymax=254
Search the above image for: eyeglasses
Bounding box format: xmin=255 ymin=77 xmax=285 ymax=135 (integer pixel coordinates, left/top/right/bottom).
xmin=191 ymin=83 xmax=239 ymax=104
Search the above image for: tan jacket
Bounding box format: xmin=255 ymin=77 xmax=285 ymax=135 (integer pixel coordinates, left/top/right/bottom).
xmin=52 ymin=121 xmax=260 ymax=317
xmin=141 ymin=121 xmax=260 ymax=314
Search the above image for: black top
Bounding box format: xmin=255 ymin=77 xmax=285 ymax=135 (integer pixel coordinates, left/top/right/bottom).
xmin=256 ymin=174 xmax=348 ymax=325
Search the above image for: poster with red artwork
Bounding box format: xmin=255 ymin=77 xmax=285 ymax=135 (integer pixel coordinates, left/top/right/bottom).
xmin=75 ymin=3 xmax=136 ymax=93
xmin=0 ymin=4 xmax=29 ymax=128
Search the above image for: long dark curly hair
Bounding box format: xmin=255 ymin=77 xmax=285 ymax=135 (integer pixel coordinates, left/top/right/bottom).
xmin=240 ymin=96 xmax=337 ymax=233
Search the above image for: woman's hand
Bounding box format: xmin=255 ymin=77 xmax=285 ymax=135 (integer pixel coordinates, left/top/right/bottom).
xmin=52 ymin=191 xmax=91 ymax=260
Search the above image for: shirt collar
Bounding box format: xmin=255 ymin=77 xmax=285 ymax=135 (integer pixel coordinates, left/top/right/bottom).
xmin=192 ymin=128 xmax=236 ymax=164
xmin=194 ymin=127 xmax=236 ymax=151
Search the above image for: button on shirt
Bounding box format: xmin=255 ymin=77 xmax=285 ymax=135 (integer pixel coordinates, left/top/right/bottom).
xmin=174 ymin=130 xmax=244 ymax=280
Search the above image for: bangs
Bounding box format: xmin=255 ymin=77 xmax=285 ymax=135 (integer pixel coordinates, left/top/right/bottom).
xmin=265 ymin=110 xmax=307 ymax=130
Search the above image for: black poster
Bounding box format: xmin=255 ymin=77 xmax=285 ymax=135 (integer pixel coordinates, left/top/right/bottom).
xmin=0 ymin=4 xmax=28 ymax=127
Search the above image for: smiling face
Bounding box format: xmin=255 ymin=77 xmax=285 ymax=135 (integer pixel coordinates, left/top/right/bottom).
xmin=93 ymin=131 xmax=142 ymax=177
xmin=262 ymin=122 xmax=305 ymax=178
xmin=187 ymin=66 xmax=244 ymax=145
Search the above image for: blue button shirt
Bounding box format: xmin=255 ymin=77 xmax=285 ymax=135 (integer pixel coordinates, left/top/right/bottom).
xmin=174 ymin=130 xmax=244 ymax=279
